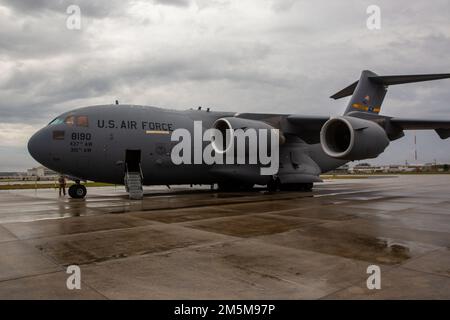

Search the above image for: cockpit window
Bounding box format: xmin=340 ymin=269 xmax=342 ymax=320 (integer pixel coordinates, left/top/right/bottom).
xmin=64 ymin=115 xmax=75 ymax=126
xmin=48 ymin=117 xmax=64 ymax=126
xmin=49 ymin=115 xmax=89 ymax=127
xmin=76 ymin=115 xmax=89 ymax=127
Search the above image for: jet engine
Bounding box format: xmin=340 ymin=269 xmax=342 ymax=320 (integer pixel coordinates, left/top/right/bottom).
xmin=320 ymin=116 xmax=389 ymax=160
xmin=211 ymin=117 xmax=284 ymax=154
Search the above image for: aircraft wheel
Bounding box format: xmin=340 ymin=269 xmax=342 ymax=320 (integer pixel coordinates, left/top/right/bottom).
xmin=280 ymin=183 xmax=296 ymax=191
xmin=240 ymin=183 xmax=255 ymax=191
xmin=218 ymin=182 xmax=254 ymax=192
xmin=217 ymin=182 xmax=234 ymax=192
xmin=267 ymin=177 xmax=280 ymax=192
xmin=69 ymin=184 xmax=87 ymax=199
xmin=280 ymin=183 xmax=313 ymax=192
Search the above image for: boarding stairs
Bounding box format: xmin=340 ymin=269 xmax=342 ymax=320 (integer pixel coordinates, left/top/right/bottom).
xmin=125 ymin=164 xmax=144 ymax=200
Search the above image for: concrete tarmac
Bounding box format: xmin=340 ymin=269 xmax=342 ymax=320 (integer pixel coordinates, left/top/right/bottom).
xmin=0 ymin=175 xmax=449 ymax=299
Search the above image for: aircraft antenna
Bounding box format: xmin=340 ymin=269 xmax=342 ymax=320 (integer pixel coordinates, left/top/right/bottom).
xmin=414 ymin=131 xmax=418 ymax=161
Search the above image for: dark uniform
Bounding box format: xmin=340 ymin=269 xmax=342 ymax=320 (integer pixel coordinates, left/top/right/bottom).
xmin=58 ymin=175 xmax=66 ymax=196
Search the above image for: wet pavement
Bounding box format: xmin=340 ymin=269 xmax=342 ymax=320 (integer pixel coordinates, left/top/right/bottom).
xmin=0 ymin=175 xmax=449 ymax=299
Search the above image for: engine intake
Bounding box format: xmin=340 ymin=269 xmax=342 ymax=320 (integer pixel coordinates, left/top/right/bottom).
xmin=320 ymin=116 xmax=389 ymax=160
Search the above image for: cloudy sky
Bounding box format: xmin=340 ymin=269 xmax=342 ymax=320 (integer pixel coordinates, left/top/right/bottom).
xmin=1 ymin=0 xmax=450 ymax=171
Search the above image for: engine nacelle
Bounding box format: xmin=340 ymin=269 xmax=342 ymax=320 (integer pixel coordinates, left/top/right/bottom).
xmin=211 ymin=117 xmax=284 ymax=154
xmin=320 ymin=116 xmax=390 ymax=160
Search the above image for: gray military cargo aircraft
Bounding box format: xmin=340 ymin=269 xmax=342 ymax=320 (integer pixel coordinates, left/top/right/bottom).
xmin=28 ymin=70 xmax=450 ymax=199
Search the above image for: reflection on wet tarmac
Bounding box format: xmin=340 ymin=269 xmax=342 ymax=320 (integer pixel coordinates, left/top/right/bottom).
xmin=0 ymin=175 xmax=449 ymax=299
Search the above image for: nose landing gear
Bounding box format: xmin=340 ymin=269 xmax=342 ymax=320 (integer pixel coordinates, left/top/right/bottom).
xmin=68 ymin=180 xmax=87 ymax=199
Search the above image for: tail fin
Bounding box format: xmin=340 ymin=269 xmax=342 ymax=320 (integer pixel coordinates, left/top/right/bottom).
xmin=330 ymin=70 xmax=450 ymax=115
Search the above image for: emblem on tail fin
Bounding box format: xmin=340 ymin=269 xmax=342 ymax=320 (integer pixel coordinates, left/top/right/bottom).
xmin=350 ymin=93 xmax=381 ymax=113
xmin=363 ymin=95 xmax=370 ymax=104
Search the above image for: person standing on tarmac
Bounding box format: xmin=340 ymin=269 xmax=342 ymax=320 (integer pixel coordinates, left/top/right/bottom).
xmin=58 ymin=175 xmax=66 ymax=197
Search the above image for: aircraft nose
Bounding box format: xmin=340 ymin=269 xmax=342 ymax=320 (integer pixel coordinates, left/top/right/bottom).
xmin=28 ymin=128 xmax=49 ymax=165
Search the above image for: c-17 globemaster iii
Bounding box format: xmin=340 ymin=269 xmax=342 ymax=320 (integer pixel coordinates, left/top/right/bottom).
xmin=28 ymin=70 xmax=450 ymax=199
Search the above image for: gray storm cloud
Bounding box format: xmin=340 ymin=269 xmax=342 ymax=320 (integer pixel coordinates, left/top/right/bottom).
xmin=0 ymin=0 xmax=450 ymax=171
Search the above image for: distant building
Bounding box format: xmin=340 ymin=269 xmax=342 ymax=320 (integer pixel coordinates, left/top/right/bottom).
xmin=383 ymin=165 xmax=416 ymax=173
xmin=350 ymin=163 xmax=384 ymax=174
xmin=27 ymin=166 xmax=57 ymax=177
xmin=327 ymin=162 xmax=450 ymax=175
xmin=0 ymin=172 xmax=24 ymax=179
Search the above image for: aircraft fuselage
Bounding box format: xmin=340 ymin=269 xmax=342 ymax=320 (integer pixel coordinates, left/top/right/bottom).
xmin=28 ymin=104 xmax=345 ymax=187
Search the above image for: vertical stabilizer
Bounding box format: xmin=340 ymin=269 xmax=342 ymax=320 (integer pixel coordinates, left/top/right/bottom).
xmin=330 ymin=70 xmax=450 ymax=115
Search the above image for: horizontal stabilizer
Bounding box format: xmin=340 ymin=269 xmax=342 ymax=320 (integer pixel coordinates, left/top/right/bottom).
xmin=370 ymin=73 xmax=450 ymax=85
xmin=330 ymin=81 xmax=358 ymax=100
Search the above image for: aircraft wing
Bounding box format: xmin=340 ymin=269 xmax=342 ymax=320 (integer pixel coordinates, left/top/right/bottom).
xmin=286 ymin=115 xmax=330 ymax=128
xmin=389 ymin=118 xmax=450 ymax=139
xmin=236 ymin=113 xmax=330 ymax=143
xmin=237 ymin=113 xmax=330 ymax=127
xmin=237 ymin=113 xmax=450 ymax=142
xmin=285 ymin=115 xmax=330 ymax=143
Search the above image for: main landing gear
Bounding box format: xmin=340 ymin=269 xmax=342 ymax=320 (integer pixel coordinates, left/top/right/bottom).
xmin=217 ymin=182 xmax=255 ymax=192
xmin=68 ymin=180 xmax=87 ymax=199
xmin=280 ymin=182 xmax=313 ymax=192
xmin=217 ymin=178 xmax=314 ymax=193
xmin=267 ymin=177 xmax=313 ymax=192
